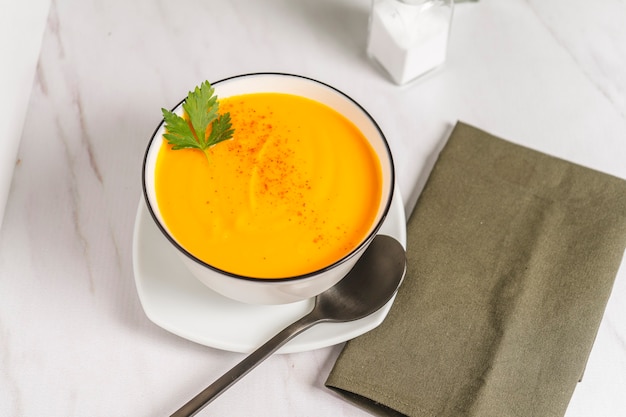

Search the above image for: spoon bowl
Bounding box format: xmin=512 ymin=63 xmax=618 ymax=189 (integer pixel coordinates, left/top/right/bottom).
xmin=312 ymin=235 xmax=407 ymax=322
xmin=170 ymin=234 xmax=406 ymax=417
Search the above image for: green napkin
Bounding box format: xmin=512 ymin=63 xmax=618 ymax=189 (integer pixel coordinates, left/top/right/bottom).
xmin=326 ymin=122 xmax=626 ymax=417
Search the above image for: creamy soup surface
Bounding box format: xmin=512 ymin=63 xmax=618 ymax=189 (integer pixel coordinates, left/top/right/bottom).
xmin=155 ymin=92 xmax=382 ymax=278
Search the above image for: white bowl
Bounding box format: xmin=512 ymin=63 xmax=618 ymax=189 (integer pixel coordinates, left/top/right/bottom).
xmin=142 ymin=73 xmax=395 ymax=304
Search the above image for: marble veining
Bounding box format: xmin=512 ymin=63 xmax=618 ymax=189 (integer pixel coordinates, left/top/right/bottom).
xmin=527 ymin=0 xmax=626 ymax=118
xmin=1 ymin=0 xmax=626 ymax=416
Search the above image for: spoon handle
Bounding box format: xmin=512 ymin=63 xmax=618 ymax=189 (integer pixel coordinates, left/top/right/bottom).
xmin=170 ymin=311 xmax=323 ymax=417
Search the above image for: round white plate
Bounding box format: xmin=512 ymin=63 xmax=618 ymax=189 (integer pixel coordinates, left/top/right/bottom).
xmin=132 ymin=187 xmax=406 ymax=354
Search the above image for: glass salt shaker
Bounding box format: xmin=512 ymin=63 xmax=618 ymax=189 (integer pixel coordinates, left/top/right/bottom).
xmin=367 ymin=0 xmax=454 ymax=85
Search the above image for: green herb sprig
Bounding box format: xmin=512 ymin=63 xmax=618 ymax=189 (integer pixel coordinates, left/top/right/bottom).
xmin=161 ymin=81 xmax=234 ymax=162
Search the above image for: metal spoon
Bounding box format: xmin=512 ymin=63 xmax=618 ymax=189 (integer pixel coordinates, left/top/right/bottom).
xmin=170 ymin=234 xmax=407 ymax=417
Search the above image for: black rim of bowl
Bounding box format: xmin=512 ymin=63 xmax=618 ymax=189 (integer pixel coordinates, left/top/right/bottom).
xmin=141 ymin=72 xmax=396 ymax=282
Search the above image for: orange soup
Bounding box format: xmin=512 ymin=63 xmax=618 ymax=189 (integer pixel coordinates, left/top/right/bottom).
xmin=155 ymin=93 xmax=382 ymax=278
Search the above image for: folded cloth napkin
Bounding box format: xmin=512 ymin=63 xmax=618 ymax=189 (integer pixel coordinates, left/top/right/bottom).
xmin=326 ymin=122 xmax=626 ymax=417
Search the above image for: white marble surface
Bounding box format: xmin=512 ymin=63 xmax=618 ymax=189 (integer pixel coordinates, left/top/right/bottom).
xmin=2 ymin=0 xmax=626 ymax=415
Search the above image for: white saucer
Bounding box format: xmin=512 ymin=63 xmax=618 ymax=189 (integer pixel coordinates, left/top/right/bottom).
xmin=132 ymin=186 xmax=406 ymax=354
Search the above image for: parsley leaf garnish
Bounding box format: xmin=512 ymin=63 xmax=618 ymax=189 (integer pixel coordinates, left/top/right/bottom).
xmin=161 ymin=80 xmax=234 ymax=161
